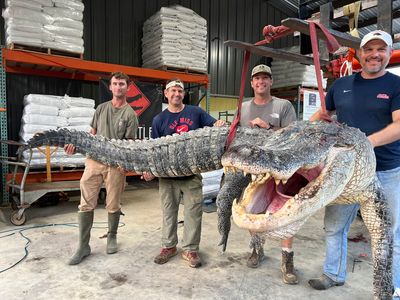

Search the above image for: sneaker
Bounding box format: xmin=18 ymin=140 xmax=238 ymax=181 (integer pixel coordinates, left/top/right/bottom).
xmin=247 ymin=248 xmax=265 ymax=268
xmin=182 ymin=250 xmax=202 ymax=268
xmin=308 ymin=274 xmax=344 ymax=290
xmin=281 ymin=250 xmax=298 ymax=284
xmin=154 ymin=247 xmax=177 ymax=264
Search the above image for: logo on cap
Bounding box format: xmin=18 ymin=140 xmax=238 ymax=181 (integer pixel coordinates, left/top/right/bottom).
xmin=166 ymin=80 xmax=185 ymax=90
xmin=360 ymin=30 xmax=393 ymax=48
xmin=251 ymin=64 xmax=272 ymax=77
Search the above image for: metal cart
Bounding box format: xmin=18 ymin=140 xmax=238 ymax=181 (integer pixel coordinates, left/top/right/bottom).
xmin=1 ymin=140 xmax=81 ymax=225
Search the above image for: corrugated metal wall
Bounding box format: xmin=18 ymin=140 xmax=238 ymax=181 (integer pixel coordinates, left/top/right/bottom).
xmin=0 ymin=0 xmax=297 ymax=143
xmin=81 ymin=0 xmax=297 ymax=95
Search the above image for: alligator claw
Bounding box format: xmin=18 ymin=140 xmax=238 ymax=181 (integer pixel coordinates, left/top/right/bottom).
xmin=218 ymin=234 xmax=229 ymax=252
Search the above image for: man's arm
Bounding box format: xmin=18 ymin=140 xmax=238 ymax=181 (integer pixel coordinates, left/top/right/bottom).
xmin=213 ymin=119 xmax=226 ymax=127
xmin=248 ymin=117 xmax=271 ymax=129
xmin=309 ymin=109 xmax=336 ymax=122
xmin=368 ymin=110 xmax=400 ymax=148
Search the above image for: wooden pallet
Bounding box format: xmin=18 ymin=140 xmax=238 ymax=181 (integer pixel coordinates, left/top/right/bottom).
xmin=159 ymin=65 xmax=207 ymax=75
xmin=8 ymin=43 xmax=83 ymax=59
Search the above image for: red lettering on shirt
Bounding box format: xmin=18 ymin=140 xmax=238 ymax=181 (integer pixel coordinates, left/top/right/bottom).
xmin=179 ymin=117 xmax=193 ymax=126
xmin=169 ymin=120 xmax=178 ymax=130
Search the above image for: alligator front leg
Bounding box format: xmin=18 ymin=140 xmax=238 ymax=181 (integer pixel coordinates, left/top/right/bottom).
xmin=217 ymin=170 xmax=250 ymax=251
xmin=360 ymin=181 xmax=393 ymax=300
xmin=248 ymin=232 xmax=266 ymax=267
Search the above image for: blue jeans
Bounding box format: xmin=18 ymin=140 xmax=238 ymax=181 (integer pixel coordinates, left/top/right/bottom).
xmin=323 ymin=166 xmax=400 ymax=297
xmin=323 ymin=203 xmax=359 ymax=283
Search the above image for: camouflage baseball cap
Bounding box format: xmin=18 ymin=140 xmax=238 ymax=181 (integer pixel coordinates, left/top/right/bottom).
xmin=251 ymin=64 xmax=272 ymax=77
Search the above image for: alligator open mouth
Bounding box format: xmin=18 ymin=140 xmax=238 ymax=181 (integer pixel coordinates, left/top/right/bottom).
xmin=226 ymin=163 xmax=324 ymax=218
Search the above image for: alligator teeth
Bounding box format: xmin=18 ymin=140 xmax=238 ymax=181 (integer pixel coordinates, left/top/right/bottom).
xmin=275 ymin=179 xmax=281 ymax=185
xmin=223 ymin=166 xmax=228 ymax=173
xmin=251 ymin=174 xmax=257 ymax=181
xmin=282 ymin=179 xmax=288 ymax=185
xmin=256 ymin=173 xmax=269 ymax=183
xmin=243 ymin=171 xmax=247 ymax=176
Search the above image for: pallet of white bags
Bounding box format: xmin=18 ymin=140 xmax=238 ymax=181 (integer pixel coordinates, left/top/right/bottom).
xmin=8 ymin=43 xmax=83 ymax=59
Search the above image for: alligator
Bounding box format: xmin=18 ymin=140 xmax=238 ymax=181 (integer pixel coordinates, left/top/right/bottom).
xmin=23 ymin=121 xmax=392 ymax=299
xmin=220 ymin=121 xmax=393 ymax=300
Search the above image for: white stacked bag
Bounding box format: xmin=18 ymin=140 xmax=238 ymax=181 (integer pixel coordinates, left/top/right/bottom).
xmin=271 ymin=46 xmax=327 ymax=89
xmin=2 ymin=0 xmax=84 ymax=54
xmin=202 ymin=169 xmax=223 ymax=200
xmin=20 ymin=94 xmax=65 ymax=142
xmin=142 ymin=5 xmax=208 ymax=73
xmin=20 ymin=94 xmax=95 ymax=168
xmin=59 ymin=95 xmax=95 ymax=133
xmin=271 ymin=60 xmax=327 ymax=89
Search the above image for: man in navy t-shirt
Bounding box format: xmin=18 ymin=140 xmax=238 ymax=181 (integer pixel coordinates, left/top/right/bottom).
xmin=308 ymin=30 xmax=400 ymax=298
xmin=142 ymin=79 xmax=225 ymax=268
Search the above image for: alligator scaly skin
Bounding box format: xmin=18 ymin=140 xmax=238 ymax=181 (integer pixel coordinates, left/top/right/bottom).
xmin=24 ymin=126 xmax=272 ymax=177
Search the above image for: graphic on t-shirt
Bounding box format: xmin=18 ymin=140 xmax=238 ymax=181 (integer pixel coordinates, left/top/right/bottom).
xmin=168 ymin=117 xmax=194 ymax=134
xmin=176 ymin=124 xmax=189 ymax=133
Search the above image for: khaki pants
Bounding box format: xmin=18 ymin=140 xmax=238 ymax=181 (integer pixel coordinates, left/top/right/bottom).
xmin=159 ymin=175 xmax=203 ymax=251
xmin=79 ymin=158 xmax=125 ymax=213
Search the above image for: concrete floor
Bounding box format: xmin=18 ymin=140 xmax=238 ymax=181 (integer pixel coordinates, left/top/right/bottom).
xmin=0 ymin=178 xmax=373 ymax=300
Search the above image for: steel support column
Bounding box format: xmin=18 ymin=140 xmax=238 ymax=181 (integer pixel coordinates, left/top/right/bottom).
xmin=377 ymin=0 xmax=393 ymax=34
xmin=0 ymin=47 xmax=9 ymax=205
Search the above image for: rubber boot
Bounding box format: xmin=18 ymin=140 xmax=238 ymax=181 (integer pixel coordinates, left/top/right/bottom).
xmin=281 ymin=250 xmax=298 ymax=284
xmin=106 ymin=211 xmax=120 ymax=254
xmin=68 ymin=211 xmax=94 ymax=265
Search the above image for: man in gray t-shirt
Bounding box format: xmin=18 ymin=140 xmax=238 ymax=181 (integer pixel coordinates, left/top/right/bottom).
xmin=65 ymin=72 xmax=138 ymax=265
xmin=240 ymin=64 xmax=296 ymax=130
xmin=240 ymin=64 xmax=298 ymax=285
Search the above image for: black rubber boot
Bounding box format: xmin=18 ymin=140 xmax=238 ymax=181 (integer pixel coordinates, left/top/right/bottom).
xmin=106 ymin=211 xmax=120 ymax=254
xmin=281 ymin=250 xmax=299 ymax=284
xmin=68 ymin=211 xmax=94 ymax=265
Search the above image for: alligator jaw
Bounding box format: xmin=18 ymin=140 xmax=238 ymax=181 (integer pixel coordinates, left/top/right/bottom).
xmin=229 ymin=146 xmax=357 ymax=232
xmin=229 ymin=163 xmax=322 ymax=231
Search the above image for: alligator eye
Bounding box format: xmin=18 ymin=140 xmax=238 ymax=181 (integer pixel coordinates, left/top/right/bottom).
xmin=333 ymin=143 xmax=354 ymax=149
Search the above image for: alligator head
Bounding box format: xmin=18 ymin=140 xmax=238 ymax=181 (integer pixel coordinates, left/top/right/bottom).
xmin=222 ymin=121 xmax=375 ymax=233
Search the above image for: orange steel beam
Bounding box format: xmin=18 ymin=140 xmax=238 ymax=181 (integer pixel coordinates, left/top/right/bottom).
xmin=2 ymin=49 xmax=209 ymax=86
xmin=7 ymin=170 xmax=84 ymax=184
xmin=7 ymin=171 xmax=138 ymax=184
xmin=5 ymin=65 xmax=100 ymax=81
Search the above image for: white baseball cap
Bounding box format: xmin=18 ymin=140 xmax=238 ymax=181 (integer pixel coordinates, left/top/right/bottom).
xmin=251 ymin=64 xmax=272 ymax=77
xmin=360 ymin=30 xmax=393 ymax=48
xmin=166 ymin=80 xmax=184 ymax=90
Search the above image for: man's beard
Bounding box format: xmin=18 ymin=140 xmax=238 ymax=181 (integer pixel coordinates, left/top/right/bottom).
xmin=363 ymin=60 xmax=390 ymax=74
